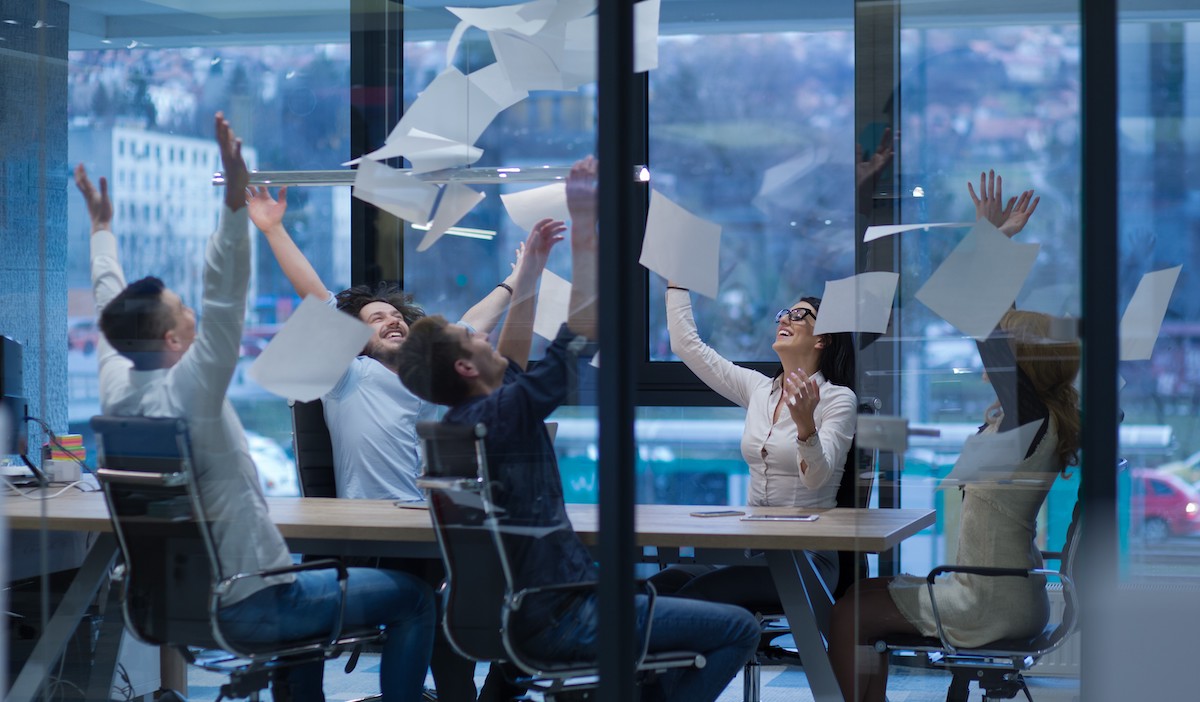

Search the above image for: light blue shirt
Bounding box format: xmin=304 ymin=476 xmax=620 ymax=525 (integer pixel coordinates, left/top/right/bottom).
xmin=322 ymin=354 xmax=437 ymax=500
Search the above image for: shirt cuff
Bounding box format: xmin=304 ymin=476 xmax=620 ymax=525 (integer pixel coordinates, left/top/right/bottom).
xmin=90 ymin=230 xmax=119 ymax=261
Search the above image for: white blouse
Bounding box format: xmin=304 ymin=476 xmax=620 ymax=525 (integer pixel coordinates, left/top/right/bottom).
xmin=667 ymin=288 xmax=857 ymax=508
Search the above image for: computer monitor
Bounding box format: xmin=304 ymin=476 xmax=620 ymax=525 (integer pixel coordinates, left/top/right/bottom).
xmin=0 ymin=336 xmax=26 ymax=455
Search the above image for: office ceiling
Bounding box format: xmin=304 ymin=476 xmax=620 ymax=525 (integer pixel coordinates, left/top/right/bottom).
xmin=52 ymin=0 xmax=1200 ymax=52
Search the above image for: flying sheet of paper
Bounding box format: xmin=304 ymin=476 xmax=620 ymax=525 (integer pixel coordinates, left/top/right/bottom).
xmin=470 ymin=63 xmax=529 ymax=113
xmin=634 ymin=0 xmax=660 ymax=73
xmin=352 ymin=160 xmax=440 ymax=224
xmin=348 ymin=67 xmax=506 ymax=167
xmin=561 ymin=15 xmax=597 ymax=88
xmin=490 ymin=26 xmax=571 ymax=91
xmin=501 ymin=183 xmax=569 ymax=232
xmin=914 ymin=221 xmax=1040 ymax=340
xmin=639 ymin=190 xmax=722 ymax=299
xmin=406 ymin=142 xmax=485 ymax=174
xmin=448 ymin=0 xmax=558 ymax=34
xmin=863 ymin=222 xmax=973 ymax=243
xmin=248 ymin=296 xmax=373 ymax=402
xmin=534 ymin=269 xmax=572 ymax=340
xmin=811 ymin=271 xmax=899 ymax=335
xmin=417 ymin=183 xmax=486 ymax=252
xmin=1120 ymin=265 xmax=1182 ymax=361
xmin=941 ymin=420 xmax=1045 ymax=486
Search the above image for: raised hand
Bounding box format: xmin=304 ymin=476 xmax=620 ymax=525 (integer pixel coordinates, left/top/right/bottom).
xmin=73 ymin=163 xmax=112 ymax=234
xmin=967 ymin=169 xmax=1014 ymax=228
xmin=247 ymin=186 xmax=288 ymax=233
xmin=522 ymin=218 xmax=566 ymax=271
xmin=967 ymin=169 xmax=1039 ymax=238
xmin=565 ymin=156 xmax=598 ymax=229
xmin=215 ymin=112 xmax=249 ymax=211
xmin=998 ymin=188 xmax=1039 ymax=238
xmin=784 ymin=369 xmax=820 ymax=440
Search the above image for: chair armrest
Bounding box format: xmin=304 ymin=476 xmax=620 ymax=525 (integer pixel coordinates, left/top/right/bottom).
xmin=925 ymin=564 xmax=1031 ymax=584
xmin=924 ymin=563 xmax=1060 ymax=654
xmin=96 ymin=467 xmax=187 ymax=487
xmin=506 ymin=579 xmax=659 ymax=672
xmin=210 ymin=558 xmax=352 ymax=656
xmin=416 ymin=477 xmax=483 ymax=492
xmin=215 ymin=558 xmax=348 ymax=597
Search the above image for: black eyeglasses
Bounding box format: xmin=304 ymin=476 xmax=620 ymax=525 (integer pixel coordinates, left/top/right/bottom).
xmin=775 ymin=307 xmax=816 ymax=324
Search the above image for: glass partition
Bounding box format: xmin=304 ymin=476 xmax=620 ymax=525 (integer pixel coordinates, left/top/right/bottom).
xmin=6 ymin=0 xmax=1182 ymax=699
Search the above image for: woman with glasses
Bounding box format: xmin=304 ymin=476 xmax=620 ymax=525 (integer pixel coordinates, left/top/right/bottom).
xmin=650 ymin=283 xmax=857 ymax=598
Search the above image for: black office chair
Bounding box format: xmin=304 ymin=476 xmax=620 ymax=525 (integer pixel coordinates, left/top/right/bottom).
xmin=741 ymin=398 xmax=882 ymax=702
xmin=289 ymin=399 xmax=338 ymax=498
xmin=415 ymin=421 xmax=705 ymax=701
xmin=870 ymin=477 xmax=1089 ymax=702
xmin=92 ymin=415 xmax=380 ymax=701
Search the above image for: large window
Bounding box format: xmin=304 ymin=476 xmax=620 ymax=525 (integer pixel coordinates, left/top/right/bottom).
xmin=67 ymin=43 xmax=352 ymax=495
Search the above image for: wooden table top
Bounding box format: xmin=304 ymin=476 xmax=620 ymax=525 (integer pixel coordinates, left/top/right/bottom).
xmin=3 ymin=491 xmax=934 ymax=553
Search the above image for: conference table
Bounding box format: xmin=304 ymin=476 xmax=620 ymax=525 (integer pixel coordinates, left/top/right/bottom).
xmin=5 ymin=491 xmax=934 ymax=702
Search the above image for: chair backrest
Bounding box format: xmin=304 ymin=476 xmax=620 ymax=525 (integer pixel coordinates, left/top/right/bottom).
xmin=290 ymin=399 xmax=338 ymax=498
xmin=91 ymin=415 xmax=223 ymax=649
xmin=416 ymin=421 xmax=511 ymax=663
xmin=1047 ymin=460 xmax=1104 ymax=648
xmin=832 ymin=399 xmax=881 ymax=599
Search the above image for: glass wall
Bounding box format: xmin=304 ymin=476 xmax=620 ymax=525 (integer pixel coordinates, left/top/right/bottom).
xmin=14 ymin=0 xmax=1200 ymax=699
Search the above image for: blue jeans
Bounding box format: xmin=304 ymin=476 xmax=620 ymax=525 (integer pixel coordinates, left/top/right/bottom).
xmin=521 ymin=593 xmax=760 ymax=702
xmin=218 ymin=567 xmax=435 ymax=702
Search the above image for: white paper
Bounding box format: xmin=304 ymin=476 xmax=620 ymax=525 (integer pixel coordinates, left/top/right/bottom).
xmin=407 ymin=143 xmax=485 ymax=174
xmin=561 ymin=16 xmax=598 ymax=88
xmin=634 ymin=0 xmax=660 ymax=73
xmin=534 ymin=269 xmax=572 ymax=340
xmin=469 ymin=62 xmax=529 ymax=113
xmin=639 ymin=190 xmax=722 ymax=299
xmin=352 ymin=160 xmax=440 ymax=224
xmin=386 ymin=67 xmax=502 ymax=154
xmin=914 ymin=221 xmax=1040 ymax=340
xmin=1120 ymin=265 xmax=1182 ymax=361
xmin=417 ymin=183 xmax=486 ymax=252
xmin=501 ymin=182 xmax=569 ymax=232
xmin=942 ymin=420 xmax=1045 ymax=485
xmin=812 ymin=271 xmax=899 ymax=335
xmin=490 ymin=27 xmax=570 ymax=92
xmin=863 ymin=222 xmax=973 ymax=243
xmin=445 ymin=20 xmax=471 ymax=67
xmin=589 ymin=351 xmax=600 ymax=368
xmin=248 ymin=296 xmax=373 ymax=402
xmin=448 ymin=0 xmax=557 ymax=35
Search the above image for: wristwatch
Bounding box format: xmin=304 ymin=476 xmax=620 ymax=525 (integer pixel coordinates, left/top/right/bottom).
xmin=796 ymin=432 xmax=819 ymax=448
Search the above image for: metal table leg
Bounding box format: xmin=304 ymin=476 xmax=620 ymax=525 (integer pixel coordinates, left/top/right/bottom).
xmin=765 ymin=549 xmax=844 ymax=702
xmin=9 ymin=534 xmax=119 ymax=702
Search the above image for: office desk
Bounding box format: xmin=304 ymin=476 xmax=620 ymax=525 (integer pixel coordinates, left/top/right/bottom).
xmin=6 ymin=492 xmax=934 ymax=702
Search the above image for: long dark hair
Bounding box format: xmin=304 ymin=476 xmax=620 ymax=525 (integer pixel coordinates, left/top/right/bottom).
xmin=773 ymin=295 xmax=856 ymax=391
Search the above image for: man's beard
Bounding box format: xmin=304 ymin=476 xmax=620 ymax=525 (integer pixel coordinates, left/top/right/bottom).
xmin=365 ymin=338 xmax=403 ymax=369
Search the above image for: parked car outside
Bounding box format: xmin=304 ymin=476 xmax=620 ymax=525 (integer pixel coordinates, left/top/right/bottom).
xmin=1131 ymin=468 xmax=1200 ymax=541
xmin=67 ymin=319 xmax=99 ymax=355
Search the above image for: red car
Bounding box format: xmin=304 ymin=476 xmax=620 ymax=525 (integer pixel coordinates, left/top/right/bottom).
xmin=1131 ymin=468 xmax=1200 ymax=541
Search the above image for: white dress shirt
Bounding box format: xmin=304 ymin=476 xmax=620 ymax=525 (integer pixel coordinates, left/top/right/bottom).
xmin=91 ymin=206 xmax=294 ymax=606
xmin=667 ymin=288 xmax=857 ymax=508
